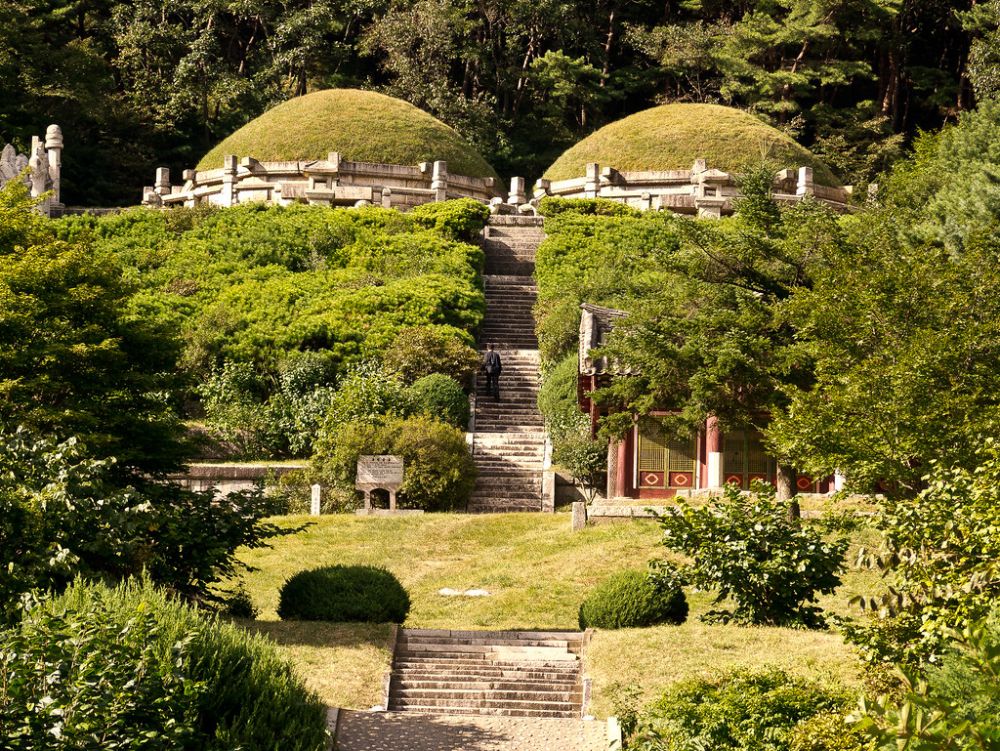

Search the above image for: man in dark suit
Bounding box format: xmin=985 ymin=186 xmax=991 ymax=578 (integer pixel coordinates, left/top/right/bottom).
xmin=483 ymin=343 xmax=502 ymax=401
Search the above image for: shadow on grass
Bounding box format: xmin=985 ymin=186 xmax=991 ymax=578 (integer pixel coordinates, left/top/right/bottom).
xmin=237 ymin=619 xmax=395 ymax=650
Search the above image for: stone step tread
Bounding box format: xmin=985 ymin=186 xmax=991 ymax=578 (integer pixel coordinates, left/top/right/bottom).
xmin=390 ymin=689 xmax=583 ymax=702
xmin=386 ymin=705 xmax=580 ymax=719
xmin=389 ymin=698 xmax=578 ymax=712
xmin=393 ymin=660 xmax=581 ymax=672
xmin=394 ymin=681 xmax=580 ymax=693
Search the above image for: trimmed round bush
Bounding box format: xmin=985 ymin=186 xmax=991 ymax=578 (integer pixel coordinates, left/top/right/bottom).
xmin=408 ymin=373 xmax=470 ymax=428
xmin=278 ymin=565 xmax=410 ymax=623
xmin=579 ymin=569 xmax=688 ymax=629
xmin=0 ymin=578 xmax=327 ymax=751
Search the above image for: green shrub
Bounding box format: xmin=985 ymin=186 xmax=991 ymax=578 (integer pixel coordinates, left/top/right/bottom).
xmin=628 ymin=669 xmax=858 ymax=751
xmin=658 ymin=484 xmax=847 ymax=627
xmin=538 ymin=351 xmax=589 ymax=441
xmin=313 ymin=414 xmax=476 ymax=511
xmin=578 ymin=568 xmax=687 ymax=629
xmin=0 ymin=578 xmax=327 ymax=751
xmin=324 ymin=361 xmax=414 ymax=429
xmin=789 ymin=712 xmax=876 ymax=751
xmin=408 ymin=373 xmax=470 ymax=427
xmin=382 ymin=325 xmax=481 ymax=386
xmin=277 ymin=565 xmax=410 ymax=623
xmin=537 ymin=196 xmax=641 ymax=217
xmin=410 ymin=198 xmax=491 ymax=242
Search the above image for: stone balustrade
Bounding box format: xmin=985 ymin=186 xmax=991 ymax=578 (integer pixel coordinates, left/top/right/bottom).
xmin=524 ymin=159 xmax=852 ymax=217
xmin=144 ymin=153 xmax=499 ymax=210
xmin=0 ymin=124 xmax=63 ymax=216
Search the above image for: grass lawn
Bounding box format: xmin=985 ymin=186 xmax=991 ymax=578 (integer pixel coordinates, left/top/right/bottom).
xmin=238 ymin=512 xmax=875 ymax=716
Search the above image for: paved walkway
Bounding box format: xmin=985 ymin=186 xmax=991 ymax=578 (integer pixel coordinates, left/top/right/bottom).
xmin=335 ymin=711 xmax=607 ymax=751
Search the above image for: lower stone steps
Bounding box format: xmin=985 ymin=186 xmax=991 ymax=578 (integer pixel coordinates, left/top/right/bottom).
xmin=388 ymin=628 xmax=586 ymax=719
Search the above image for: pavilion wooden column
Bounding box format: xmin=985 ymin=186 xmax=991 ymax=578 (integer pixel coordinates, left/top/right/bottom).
xmin=705 ymin=415 xmax=724 ymax=489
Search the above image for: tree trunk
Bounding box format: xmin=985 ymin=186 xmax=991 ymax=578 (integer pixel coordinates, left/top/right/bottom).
xmin=776 ymin=463 xmax=800 ymax=521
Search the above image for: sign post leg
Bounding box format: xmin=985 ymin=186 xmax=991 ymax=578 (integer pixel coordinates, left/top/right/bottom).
xmin=364 ymin=490 xmax=372 ymax=512
xmin=389 ymin=490 xmax=397 ymax=511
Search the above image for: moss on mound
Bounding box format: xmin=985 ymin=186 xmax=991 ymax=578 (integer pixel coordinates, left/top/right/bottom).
xmin=198 ymin=89 xmax=499 ymax=181
xmin=544 ymin=103 xmax=839 ymax=187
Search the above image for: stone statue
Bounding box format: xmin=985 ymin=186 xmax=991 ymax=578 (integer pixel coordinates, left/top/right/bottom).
xmin=0 ymin=124 xmax=63 ymax=216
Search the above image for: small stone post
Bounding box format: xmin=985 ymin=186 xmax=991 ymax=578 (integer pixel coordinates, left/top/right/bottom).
xmin=310 ymin=484 xmax=322 ymax=516
xmin=571 ymin=501 xmax=587 ymax=531
xmin=431 ymin=160 xmax=448 ymax=201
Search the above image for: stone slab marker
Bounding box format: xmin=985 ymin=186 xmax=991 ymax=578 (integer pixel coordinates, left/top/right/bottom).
xmin=310 ymin=484 xmax=322 ymax=516
xmin=571 ymin=501 xmax=587 ymax=531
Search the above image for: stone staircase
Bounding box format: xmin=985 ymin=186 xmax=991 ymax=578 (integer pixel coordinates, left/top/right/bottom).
xmin=470 ymin=216 xmax=548 ymax=512
xmin=387 ymin=628 xmax=587 ymax=718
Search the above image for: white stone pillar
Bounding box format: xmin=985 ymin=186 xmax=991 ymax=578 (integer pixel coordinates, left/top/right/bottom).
xmin=155 ymin=167 xmax=171 ymax=196
xmin=44 ymin=124 xmax=62 ymax=206
xmin=508 ymin=176 xmax=526 ymax=205
xmin=310 ymin=484 xmax=322 ymax=515
xmin=796 ymin=166 xmax=814 ymax=196
xmin=533 ymin=178 xmax=551 ymax=200
xmin=585 ymin=162 xmax=600 ymax=198
xmin=833 ymin=470 xmax=846 ymax=493
xmin=221 ymin=155 xmax=238 ymax=206
xmin=431 ymin=160 xmax=448 ymax=201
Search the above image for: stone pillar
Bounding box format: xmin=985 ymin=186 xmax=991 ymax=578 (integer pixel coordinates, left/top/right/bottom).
xmin=431 ymin=160 xmax=448 ymax=201
xmin=221 ymin=155 xmax=238 ymax=206
xmin=381 ymin=187 xmax=393 ymax=209
xmin=585 ymin=163 xmax=600 ymax=198
xmin=571 ymin=501 xmax=587 ymax=531
xmin=44 ymin=124 xmax=62 ymax=206
xmin=508 ymin=176 xmax=526 ymax=205
xmin=310 ymin=484 xmax=322 ymax=515
xmin=28 ymin=138 xmax=50 ymax=214
xmin=796 ymin=166 xmax=814 ymax=197
xmin=155 ymin=167 xmax=171 ymax=196
xmin=706 ymin=416 xmax=723 ymax=489
xmin=388 ymin=490 xmax=397 ymax=511
xmin=533 ymin=178 xmax=551 ymax=200
xmin=833 ymin=470 xmax=846 ymax=493
xmin=606 ymin=440 xmax=619 ymax=499
xmin=616 ymin=437 xmax=629 ymax=497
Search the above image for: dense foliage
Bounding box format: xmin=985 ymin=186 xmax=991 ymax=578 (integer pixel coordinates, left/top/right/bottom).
xmin=625 ymin=669 xmax=868 ymax=751
xmin=277 ymin=565 xmax=410 ymax=623
xmin=2 ymin=0 xmax=987 ymax=204
xmin=0 ymin=182 xmax=186 ymax=476
xmin=845 ymin=447 xmax=1000 ymax=667
xmin=578 ymin=568 xmax=687 ymax=630
xmin=0 ymin=428 xmax=290 ymax=622
xmin=853 ymin=618 xmax=1000 ymax=750
xmin=51 ymin=200 xmax=486 ymax=458
xmin=0 ymin=578 xmax=328 ymax=750
xmin=658 ymin=485 xmax=847 ymax=627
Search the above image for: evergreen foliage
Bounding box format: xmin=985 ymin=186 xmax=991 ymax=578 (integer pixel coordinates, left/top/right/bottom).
xmin=578 ymin=568 xmax=687 ymax=629
xmin=277 ymin=564 xmax=410 ymax=623
xmin=0 ymin=578 xmax=328 ymax=750
xmin=658 ymin=485 xmax=847 ymax=628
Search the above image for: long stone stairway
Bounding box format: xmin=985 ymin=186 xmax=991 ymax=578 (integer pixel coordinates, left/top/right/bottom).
xmin=387 ymin=629 xmax=587 ymax=718
xmin=469 ymin=217 xmax=548 ymax=513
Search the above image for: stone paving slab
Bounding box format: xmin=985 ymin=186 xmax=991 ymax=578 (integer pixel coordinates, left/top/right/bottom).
xmin=335 ymin=710 xmax=606 ymax=751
